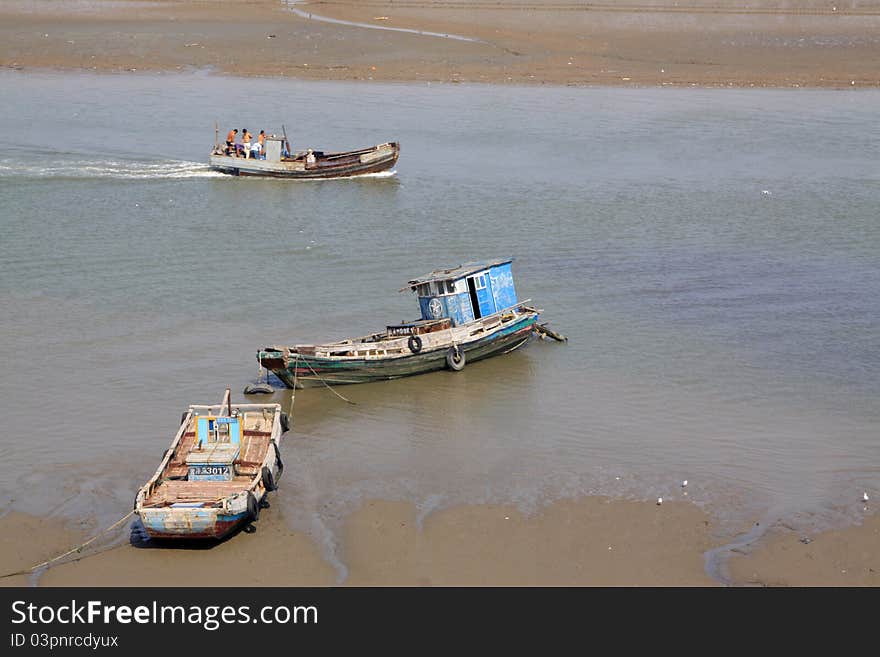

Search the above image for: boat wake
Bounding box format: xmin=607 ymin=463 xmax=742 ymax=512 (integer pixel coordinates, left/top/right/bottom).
xmin=0 ymin=158 xmax=226 ymax=180
xmin=284 ymin=1 xmax=483 ymax=43
xmin=354 ymin=169 xmax=397 ymax=179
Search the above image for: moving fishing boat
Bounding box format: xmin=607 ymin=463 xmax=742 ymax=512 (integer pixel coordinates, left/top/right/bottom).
xmin=256 ymin=259 xmax=565 ymax=389
xmin=134 ymin=389 xmax=288 ymax=540
xmin=210 ymin=129 xmax=399 ymax=178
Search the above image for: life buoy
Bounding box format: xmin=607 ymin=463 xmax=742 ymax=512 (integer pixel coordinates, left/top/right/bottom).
xmin=261 ymin=465 xmax=277 ymax=492
xmin=446 ymin=346 xmax=466 ymax=371
xmin=408 ymin=335 xmax=423 ymax=354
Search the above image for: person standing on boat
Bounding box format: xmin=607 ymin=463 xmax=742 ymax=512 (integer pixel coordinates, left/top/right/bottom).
xmin=251 ymin=130 xmax=266 ymax=159
xmin=234 ymin=129 xmax=245 ymax=157
xmin=225 ymin=128 xmax=238 ymax=155
xmin=242 ymin=129 xmax=252 ymax=158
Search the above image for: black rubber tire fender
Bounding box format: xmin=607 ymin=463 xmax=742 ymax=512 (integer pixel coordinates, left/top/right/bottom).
xmin=246 ymin=491 xmax=260 ymax=522
xmin=446 ymin=346 xmax=466 ymax=371
xmin=261 ymin=465 xmax=277 ymax=492
xmin=280 ymin=412 xmax=290 ymax=433
xmin=180 ymin=411 xmax=189 ymax=427
xmin=408 ymin=334 xmax=423 ymax=354
xmin=271 ymin=439 xmax=285 ymax=478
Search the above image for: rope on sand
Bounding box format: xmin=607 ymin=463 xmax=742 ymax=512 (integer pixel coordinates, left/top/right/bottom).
xmin=0 ymin=510 xmax=135 ymax=580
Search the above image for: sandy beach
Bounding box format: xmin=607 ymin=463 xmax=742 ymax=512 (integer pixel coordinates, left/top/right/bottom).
xmin=0 ymin=498 xmax=721 ymax=587
xmin=2 ymin=499 xmax=878 ymax=587
xmin=1 ymin=0 xmax=879 ymax=86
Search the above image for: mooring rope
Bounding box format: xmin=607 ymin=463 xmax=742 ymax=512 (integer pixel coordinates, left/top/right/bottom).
xmin=288 ymin=352 xmax=300 ymax=418
xmin=0 ymin=510 xmax=135 ymax=580
xmin=301 ymin=358 xmax=357 ymax=405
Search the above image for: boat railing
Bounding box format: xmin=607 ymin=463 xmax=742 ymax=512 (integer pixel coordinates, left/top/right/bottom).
xmin=478 ymin=299 xmax=533 ymax=323
xmin=189 ymin=403 xmax=281 ymax=413
xmin=288 ymin=301 xmax=535 ymax=352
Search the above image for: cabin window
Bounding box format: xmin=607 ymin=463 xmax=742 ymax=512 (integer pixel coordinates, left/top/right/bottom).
xmin=475 ymin=274 xmax=487 ymax=290
xmin=445 ymin=280 xmax=455 ymax=294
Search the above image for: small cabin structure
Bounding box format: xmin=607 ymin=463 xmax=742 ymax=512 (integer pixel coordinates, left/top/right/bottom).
xmin=404 ymin=259 xmax=519 ymax=327
xmin=263 ymin=136 xmax=286 ymax=162
xmin=185 ymin=414 xmax=242 ymax=482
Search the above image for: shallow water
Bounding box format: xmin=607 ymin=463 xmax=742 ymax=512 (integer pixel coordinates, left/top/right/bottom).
xmin=1 ymin=71 xmax=878 ymax=569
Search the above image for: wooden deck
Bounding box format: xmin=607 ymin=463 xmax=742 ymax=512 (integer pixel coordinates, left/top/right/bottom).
xmin=147 ymin=410 xmax=275 ymax=506
xmin=144 ymin=478 xmax=253 ymax=506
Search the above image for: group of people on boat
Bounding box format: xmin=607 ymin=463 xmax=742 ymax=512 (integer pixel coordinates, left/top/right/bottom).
xmin=224 ymin=127 xmax=267 ymax=159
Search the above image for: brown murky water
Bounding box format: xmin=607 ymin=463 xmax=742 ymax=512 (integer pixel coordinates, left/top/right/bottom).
xmin=1 ymin=72 xmax=878 ymax=568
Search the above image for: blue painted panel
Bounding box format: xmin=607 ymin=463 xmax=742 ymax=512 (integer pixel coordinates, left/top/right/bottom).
xmin=226 ymin=418 xmax=241 ymax=445
xmin=195 ymin=416 xmax=240 ymax=446
xmin=444 ymin=294 xmax=464 ymax=326
xmin=455 ymin=292 xmax=475 ymax=324
xmin=418 ymin=296 xmax=446 ymax=321
xmin=196 ymin=416 xmax=210 ymax=446
xmin=475 ymin=273 xmax=495 ymax=317
xmin=489 ymin=262 xmax=518 ymax=311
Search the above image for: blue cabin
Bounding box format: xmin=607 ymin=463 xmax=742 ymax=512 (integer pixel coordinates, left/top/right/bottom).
xmin=405 ymin=259 xmax=519 ymax=327
xmin=185 ymin=414 xmax=242 ymax=482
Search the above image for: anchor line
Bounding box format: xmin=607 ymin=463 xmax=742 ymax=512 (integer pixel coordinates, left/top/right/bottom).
xmin=288 ymin=352 xmax=300 ymax=418
xmin=301 ymin=357 xmax=357 ymax=405
xmin=0 ymin=510 xmax=135 ymax=580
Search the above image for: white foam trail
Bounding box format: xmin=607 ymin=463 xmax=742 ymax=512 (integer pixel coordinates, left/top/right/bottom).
xmin=354 ymin=169 xmax=397 ymax=179
xmin=285 ymin=1 xmax=483 ymax=43
xmin=262 ymin=168 xmax=398 ymax=182
xmin=0 ymin=159 xmax=226 ymax=179
xmin=0 ymin=158 xmax=396 ymax=181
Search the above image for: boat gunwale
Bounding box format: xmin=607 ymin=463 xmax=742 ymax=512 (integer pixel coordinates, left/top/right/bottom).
xmin=262 ymin=301 xmax=538 ymax=358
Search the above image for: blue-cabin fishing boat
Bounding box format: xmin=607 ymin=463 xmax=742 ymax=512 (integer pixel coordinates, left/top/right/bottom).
xmin=256 ymin=259 xmax=565 ymax=389
xmin=134 ymin=389 xmax=288 ymax=540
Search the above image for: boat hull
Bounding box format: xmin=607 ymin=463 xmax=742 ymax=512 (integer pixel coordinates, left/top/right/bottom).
xmin=209 ymin=142 xmax=399 ymax=179
xmin=138 ymin=507 xmax=250 ymax=540
xmin=263 ymin=314 xmax=538 ymax=388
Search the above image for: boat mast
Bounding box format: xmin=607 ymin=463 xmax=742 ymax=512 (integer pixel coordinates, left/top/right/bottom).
xmin=282 ymin=124 xmax=291 ymax=156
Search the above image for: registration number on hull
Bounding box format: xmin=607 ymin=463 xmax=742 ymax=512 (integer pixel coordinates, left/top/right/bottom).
xmin=189 ymin=465 xmax=231 ymax=477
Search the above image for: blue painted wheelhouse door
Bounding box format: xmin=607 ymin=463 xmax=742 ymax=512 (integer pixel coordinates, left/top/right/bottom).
xmin=466 ymin=272 xmax=495 ymax=319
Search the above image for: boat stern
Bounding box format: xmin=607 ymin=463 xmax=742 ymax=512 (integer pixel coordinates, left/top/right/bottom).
xmin=136 ymin=491 xmax=254 ymax=540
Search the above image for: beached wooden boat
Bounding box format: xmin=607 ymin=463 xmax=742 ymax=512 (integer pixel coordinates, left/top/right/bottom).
xmin=134 ymin=390 xmax=287 ymax=540
xmin=257 ymin=259 xmax=564 ymax=389
xmin=210 ymin=133 xmax=399 ymax=178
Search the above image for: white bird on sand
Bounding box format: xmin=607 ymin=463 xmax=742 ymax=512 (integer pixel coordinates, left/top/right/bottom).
xmin=863 ymin=492 xmax=869 ymax=502
xmin=681 ymin=480 xmax=688 ymax=487
xmin=657 ymin=497 xmax=663 ymax=505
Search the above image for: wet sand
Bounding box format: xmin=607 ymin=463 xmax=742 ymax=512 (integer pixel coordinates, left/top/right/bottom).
xmin=727 ymin=512 xmax=880 ymax=586
xmin=2 ymin=499 xmax=878 ymax=586
xmin=1 ymin=0 xmax=879 ymax=86
xmin=2 ymin=497 xmax=719 ymax=587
